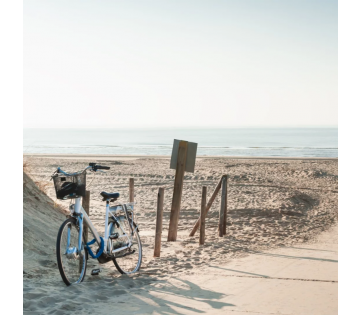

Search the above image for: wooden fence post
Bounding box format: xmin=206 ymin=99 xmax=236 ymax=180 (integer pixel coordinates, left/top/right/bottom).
xmin=189 ymin=175 xmax=224 ymax=236
xmin=223 ymin=176 xmax=228 ymax=235
xmin=129 ymin=178 xmax=134 ymax=202
xmin=82 ymin=190 xmax=90 ymax=244
xmin=154 ymin=188 xmax=164 ymax=257
xmin=219 ymin=176 xmax=227 ymax=237
xmin=168 ymin=141 xmax=188 ymax=241
xmin=199 ymin=186 xmax=207 ymax=245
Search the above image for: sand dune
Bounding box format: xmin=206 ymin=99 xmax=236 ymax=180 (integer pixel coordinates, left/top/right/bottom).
xmin=23 ymin=172 xmax=65 ymax=281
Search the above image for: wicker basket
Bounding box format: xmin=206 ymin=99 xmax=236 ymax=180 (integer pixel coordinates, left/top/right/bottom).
xmin=52 ymin=171 xmax=86 ymax=200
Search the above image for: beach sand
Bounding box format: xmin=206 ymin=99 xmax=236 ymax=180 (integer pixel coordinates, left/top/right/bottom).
xmin=23 ymin=156 xmax=338 ymax=314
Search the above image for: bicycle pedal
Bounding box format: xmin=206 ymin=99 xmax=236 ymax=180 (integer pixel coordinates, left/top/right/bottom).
xmin=109 ymin=232 xmax=119 ymax=240
xmin=91 ymin=268 xmax=101 ymax=276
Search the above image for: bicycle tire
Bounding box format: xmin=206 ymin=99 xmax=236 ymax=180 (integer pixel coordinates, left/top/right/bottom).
xmin=56 ymin=217 xmax=87 ymax=286
xmin=109 ymin=219 xmax=142 ymax=274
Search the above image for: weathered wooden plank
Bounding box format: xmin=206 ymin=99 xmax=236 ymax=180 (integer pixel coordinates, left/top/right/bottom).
xmin=154 ymin=188 xmax=164 ymax=257
xmin=189 ymin=175 xmax=224 ymax=236
xmin=168 ymin=141 xmax=188 ymax=241
xmin=223 ymin=176 xmax=228 ymax=235
xmin=219 ymin=176 xmax=227 ymax=237
xmin=82 ymin=190 xmax=90 ymax=244
xmin=129 ymin=178 xmax=134 ymax=202
xmin=199 ymin=186 xmax=207 ymax=245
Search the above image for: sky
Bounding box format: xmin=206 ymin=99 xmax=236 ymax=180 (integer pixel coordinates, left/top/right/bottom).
xmin=23 ymin=0 xmax=338 ymax=128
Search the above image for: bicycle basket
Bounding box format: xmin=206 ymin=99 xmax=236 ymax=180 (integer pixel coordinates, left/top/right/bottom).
xmin=52 ymin=171 xmax=86 ymax=200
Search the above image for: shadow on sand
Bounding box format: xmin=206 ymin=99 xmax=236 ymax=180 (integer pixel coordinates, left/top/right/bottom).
xmin=24 ymin=274 xmax=235 ymax=315
xmin=116 ymin=275 xmax=235 ymax=314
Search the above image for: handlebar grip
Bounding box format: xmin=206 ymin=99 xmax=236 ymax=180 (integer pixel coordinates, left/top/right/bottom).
xmin=96 ymin=165 xmax=110 ymax=170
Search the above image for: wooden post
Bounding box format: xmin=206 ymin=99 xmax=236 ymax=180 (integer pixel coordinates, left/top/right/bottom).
xmin=129 ymin=178 xmax=134 ymax=202
xmin=168 ymin=141 xmax=188 ymax=241
xmin=219 ymin=176 xmax=227 ymax=237
xmin=199 ymin=186 xmax=207 ymax=245
xmin=223 ymin=176 xmax=228 ymax=235
xmin=82 ymin=190 xmax=90 ymax=244
xmin=154 ymin=188 xmax=164 ymax=257
xmin=189 ymin=175 xmax=224 ymax=236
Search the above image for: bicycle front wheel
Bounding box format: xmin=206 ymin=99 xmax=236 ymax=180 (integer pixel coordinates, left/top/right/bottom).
xmin=109 ymin=216 xmax=142 ymax=274
xmin=56 ymin=217 xmax=87 ymax=286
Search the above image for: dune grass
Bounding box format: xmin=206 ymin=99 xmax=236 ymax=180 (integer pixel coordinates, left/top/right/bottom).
xmin=23 ymin=155 xmax=69 ymax=214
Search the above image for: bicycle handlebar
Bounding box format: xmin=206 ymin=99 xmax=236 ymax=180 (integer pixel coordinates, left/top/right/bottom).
xmin=55 ymin=163 xmax=111 ymax=176
xmin=89 ymin=163 xmax=110 ymax=171
xmin=95 ymin=165 xmax=110 ymax=170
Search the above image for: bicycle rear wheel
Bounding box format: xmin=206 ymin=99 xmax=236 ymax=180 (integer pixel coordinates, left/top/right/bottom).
xmin=109 ymin=216 xmax=142 ymax=274
xmin=56 ymin=217 xmax=87 ymax=286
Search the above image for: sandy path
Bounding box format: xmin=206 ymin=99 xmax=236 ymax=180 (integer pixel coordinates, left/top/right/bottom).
xmin=24 ymin=225 xmax=337 ymax=314
xmin=109 ymin=225 xmax=338 ymax=314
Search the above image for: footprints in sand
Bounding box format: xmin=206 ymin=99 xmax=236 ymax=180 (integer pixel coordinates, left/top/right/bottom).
xmin=26 ymin=158 xmax=337 ymax=300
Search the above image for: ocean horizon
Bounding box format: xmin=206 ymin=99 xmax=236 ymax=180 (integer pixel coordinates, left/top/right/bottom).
xmin=23 ymin=128 xmax=338 ymax=158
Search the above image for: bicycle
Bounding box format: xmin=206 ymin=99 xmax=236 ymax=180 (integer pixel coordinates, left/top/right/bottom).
xmin=51 ymin=163 xmax=142 ymax=286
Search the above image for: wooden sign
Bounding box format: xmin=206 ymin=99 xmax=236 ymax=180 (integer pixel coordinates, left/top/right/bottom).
xmin=170 ymin=139 xmax=197 ymax=173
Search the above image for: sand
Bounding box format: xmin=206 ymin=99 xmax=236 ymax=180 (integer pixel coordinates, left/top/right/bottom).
xmin=23 ymin=156 xmax=338 ymax=314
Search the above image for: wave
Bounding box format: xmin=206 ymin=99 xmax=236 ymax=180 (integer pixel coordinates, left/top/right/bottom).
xmin=249 ymin=147 xmax=337 ymax=149
xmin=24 ymin=144 xmax=338 ymax=151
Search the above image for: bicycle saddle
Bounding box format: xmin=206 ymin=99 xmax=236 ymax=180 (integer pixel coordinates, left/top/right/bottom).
xmin=100 ymin=191 xmax=120 ymax=201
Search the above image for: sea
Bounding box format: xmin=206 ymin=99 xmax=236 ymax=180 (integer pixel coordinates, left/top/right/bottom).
xmin=23 ymin=128 xmax=338 ymax=158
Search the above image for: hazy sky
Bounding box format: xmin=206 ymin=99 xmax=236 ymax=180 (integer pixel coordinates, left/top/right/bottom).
xmin=24 ymin=0 xmax=337 ymax=128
